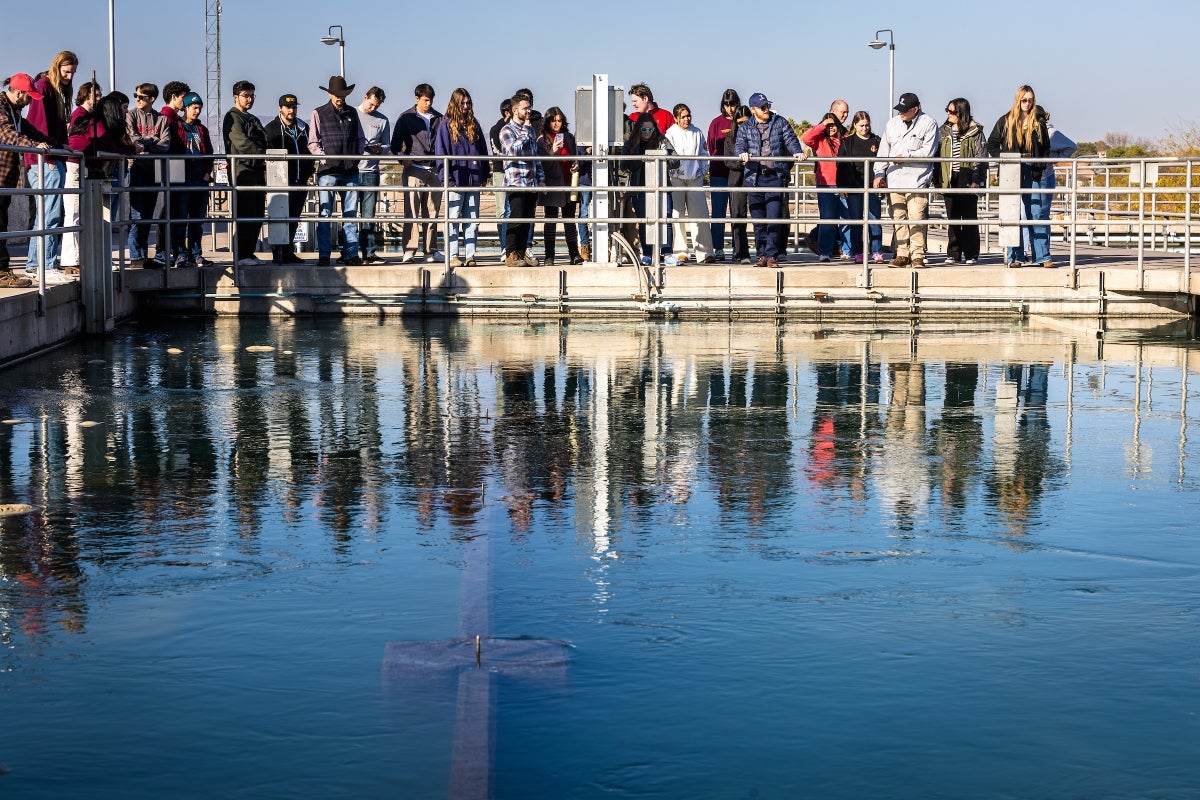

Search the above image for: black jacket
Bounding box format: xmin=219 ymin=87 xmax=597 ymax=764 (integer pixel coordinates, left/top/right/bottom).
xmin=264 ymin=115 xmax=316 ymax=186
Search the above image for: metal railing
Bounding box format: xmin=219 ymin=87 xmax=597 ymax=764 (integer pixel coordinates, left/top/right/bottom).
xmin=4 ymin=144 xmax=1198 ymax=298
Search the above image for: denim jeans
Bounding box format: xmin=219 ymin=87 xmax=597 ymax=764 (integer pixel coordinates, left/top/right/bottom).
xmin=815 ymin=191 xmax=849 ymax=257
xmin=576 ymin=188 xmax=591 ymax=245
xmin=25 ymin=161 xmax=66 ymax=270
xmin=748 ymin=176 xmax=786 ymax=259
xmin=358 ymin=171 xmax=380 ymax=258
xmin=446 ymin=190 xmax=480 ymax=260
xmin=844 ymin=192 xmax=883 ymax=257
xmin=1010 ymin=165 xmax=1050 ymax=264
xmin=317 ymin=172 xmax=360 ymax=260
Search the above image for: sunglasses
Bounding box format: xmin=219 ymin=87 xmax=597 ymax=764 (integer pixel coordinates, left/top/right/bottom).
xmin=639 ymin=126 xmax=654 ymax=133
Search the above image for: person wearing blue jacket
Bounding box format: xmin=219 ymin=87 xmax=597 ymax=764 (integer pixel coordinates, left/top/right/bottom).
xmin=433 ymin=87 xmax=489 ymax=267
xmin=734 ymin=92 xmax=806 ymax=268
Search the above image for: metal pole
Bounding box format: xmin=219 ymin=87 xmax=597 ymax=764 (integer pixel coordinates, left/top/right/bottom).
xmin=888 ymin=43 xmax=895 ymax=117
xmin=108 ymin=0 xmax=116 ymax=91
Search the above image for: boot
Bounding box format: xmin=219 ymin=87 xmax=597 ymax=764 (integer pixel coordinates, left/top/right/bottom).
xmin=579 ymin=243 xmax=590 ymax=262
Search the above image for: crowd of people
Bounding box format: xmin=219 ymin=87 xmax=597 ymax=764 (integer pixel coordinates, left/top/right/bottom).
xmin=1 ymin=51 xmax=1080 ymax=283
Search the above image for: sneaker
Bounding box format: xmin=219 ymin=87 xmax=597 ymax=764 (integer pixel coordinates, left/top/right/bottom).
xmin=714 ymin=250 xmax=726 ymax=262
xmin=775 ymin=253 xmax=788 ymax=263
xmin=854 ymin=254 xmax=864 ymax=264
xmin=401 ymin=251 xmax=415 ymax=264
xmin=464 ymin=257 xmax=477 ymax=267
xmin=142 ymin=257 xmax=163 ymax=269
xmin=944 ymin=257 xmax=957 ymax=264
xmin=427 ymin=250 xmax=445 ymax=263
xmin=282 ymin=252 xmax=305 ymax=264
xmin=700 ymin=255 xmax=716 ymax=264
xmin=674 ymin=253 xmax=689 ymax=264
xmin=413 ymin=249 xmax=427 ymax=261
xmin=544 ymin=258 xmax=557 ymax=266
xmin=0 ymin=271 xmax=33 ymax=288
xmin=818 ymin=256 xmax=831 ymax=263
xmin=174 ymin=254 xmax=190 ymax=268
xmin=316 ymin=257 xmax=331 ymax=266
xmin=336 ymin=256 xmax=364 ymax=266
xmin=871 ymin=253 xmax=885 ymax=264
xmin=640 ymin=255 xmax=653 ymax=266
xmin=839 ymin=253 xmax=852 ymax=262
xmin=522 ymin=252 xmax=540 ymax=267
xmin=739 ymin=257 xmax=752 ymax=265
xmin=194 ymin=256 xmax=213 ymax=267
xmin=448 ymin=256 xmax=463 ymax=268
xmin=363 ymin=254 xmax=385 ymax=265
xmin=236 ymin=256 xmax=264 ymax=267
xmin=663 ymin=255 xmax=679 ymax=266
xmin=964 ymin=258 xmax=977 ymax=266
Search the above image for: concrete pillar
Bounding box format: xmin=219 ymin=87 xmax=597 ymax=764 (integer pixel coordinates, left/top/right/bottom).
xmin=81 ymin=179 xmax=115 ymax=333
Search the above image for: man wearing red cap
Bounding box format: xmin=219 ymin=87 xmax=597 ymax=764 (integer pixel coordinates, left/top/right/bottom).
xmin=1 ymin=74 xmax=52 ymax=287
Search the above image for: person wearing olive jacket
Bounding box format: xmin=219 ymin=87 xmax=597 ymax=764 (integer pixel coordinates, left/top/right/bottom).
xmin=223 ymin=80 xmax=269 ymax=266
xmin=938 ymin=97 xmax=988 ymax=265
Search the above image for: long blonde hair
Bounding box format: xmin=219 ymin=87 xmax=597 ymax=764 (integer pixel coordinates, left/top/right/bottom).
xmin=1002 ymin=85 xmax=1036 ymax=152
xmin=445 ymin=87 xmax=481 ymax=147
xmin=46 ymin=50 xmax=78 ymax=98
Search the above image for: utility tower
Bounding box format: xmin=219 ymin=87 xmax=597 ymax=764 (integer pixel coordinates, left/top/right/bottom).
xmin=204 ymin=0 xmax=222 ymax=149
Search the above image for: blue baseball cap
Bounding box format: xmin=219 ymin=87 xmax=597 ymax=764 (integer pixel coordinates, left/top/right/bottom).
xmin=748 ymin=93 xmax=771 ymax=110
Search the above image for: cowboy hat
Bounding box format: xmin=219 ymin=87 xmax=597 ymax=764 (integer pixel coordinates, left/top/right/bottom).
xmin=319 ymin=76 xmax=355 ymax=98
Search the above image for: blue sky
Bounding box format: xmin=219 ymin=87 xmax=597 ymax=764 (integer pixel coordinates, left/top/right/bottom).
xmin=6 ymin=1 xmax=1196 ymax=148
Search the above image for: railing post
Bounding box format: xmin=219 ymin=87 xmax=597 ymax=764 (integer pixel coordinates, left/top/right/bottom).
xmin=81 ymin=178 xmax=115 ymax=333
xmin=647 ymin=149 xmax=664 ymax=266
xmin=1137 ymin=158 xmax=1146 ymax=289
xmin=443 ymin=154 xmax=452 ymax=274
xmin=1185 ymin=159 xmax=1193 ymax=293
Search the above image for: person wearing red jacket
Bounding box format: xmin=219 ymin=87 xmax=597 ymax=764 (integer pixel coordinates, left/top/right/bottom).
xmin=22 ymin=50 xmax=77 ymax=274
xmin=801 ymin=99 xmax=851 ymax=262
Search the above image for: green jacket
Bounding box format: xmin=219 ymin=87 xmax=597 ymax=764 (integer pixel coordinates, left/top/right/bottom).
xmin=937 ymin=121 xmax=987 ymax=187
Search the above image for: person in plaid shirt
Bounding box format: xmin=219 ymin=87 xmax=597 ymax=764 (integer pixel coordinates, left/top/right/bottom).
xmin=499 ymin=93 xmax=544 ymax=267
xmin=1 ymin=74 xmax=51 ymax=288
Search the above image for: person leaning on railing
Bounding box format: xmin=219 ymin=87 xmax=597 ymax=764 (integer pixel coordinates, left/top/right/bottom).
xmin=987 ymin=84 xmax=1052 ymax=268
xmin=1 ymin=73 xmax=52 ymax=288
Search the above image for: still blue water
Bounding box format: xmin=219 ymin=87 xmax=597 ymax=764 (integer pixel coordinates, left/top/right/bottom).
xmin=1 ymin=318 xmax=1198 ymax=799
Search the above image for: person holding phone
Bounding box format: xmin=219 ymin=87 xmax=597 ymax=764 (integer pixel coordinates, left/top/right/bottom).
xmin=536 ymin=107 xmax=581 ymax=265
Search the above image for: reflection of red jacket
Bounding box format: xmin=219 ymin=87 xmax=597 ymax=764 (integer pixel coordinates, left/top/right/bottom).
xmin=802 ymin=124 xmax=842 ymax=187
xmin=628 ymin=105 xmax=673 ymax=135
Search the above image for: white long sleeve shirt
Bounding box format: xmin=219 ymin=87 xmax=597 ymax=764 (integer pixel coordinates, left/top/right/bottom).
xmin=664 ymin=123 xmax=708 ymax=181
xmin=874 ymin=110 xmax=938 ymax=189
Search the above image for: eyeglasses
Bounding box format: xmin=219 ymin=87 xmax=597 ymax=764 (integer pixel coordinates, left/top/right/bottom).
xmin=945 ymin=109 xmax=957 ymax=114
xmin=239 ymin=92 xmax=255 ymax=98
xmin=677 ymin=113 xmax=691 ymax=119
xmin=136 ymin=95 xmax=156 ymax=102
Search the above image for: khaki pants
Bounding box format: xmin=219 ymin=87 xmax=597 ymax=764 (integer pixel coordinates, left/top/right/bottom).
xmin=402 ymin=165 xmax=442 ymax=253
xmin=888 ymin=191 xmax=928 ymax=259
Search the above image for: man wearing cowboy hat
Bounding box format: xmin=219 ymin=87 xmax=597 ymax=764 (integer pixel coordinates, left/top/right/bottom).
xmin=308 ymin=75 xmax=366 ymax=266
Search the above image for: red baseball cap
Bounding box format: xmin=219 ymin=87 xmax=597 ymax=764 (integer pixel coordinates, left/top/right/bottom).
xmin=7 ymin=73 xmax=42 ymax=100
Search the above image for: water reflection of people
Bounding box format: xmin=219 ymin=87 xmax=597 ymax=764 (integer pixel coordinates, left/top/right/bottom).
xmin=807 ymin=361 xmax=881 ymax=503
xmin=931 ymin=363 xmax=983 ymax=519
xmin=875 ymin=361 xmax=930 ymax=532
xmin=989 ymin=364 xmax=1056 ymax=540
xmin=705 ymin=353 xmax=792 ymax=527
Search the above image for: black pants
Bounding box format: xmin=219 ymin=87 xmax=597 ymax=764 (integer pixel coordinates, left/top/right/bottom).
xmin=542 ymin=200 xmax=578 ymax=261
xmin=506 ymin=193 xmax=536 ymax=256
xmin=233 ymin=173 xmax=266 ymax=260
xmin=945 ymin=171 xmax=980 ymax=261
xmin=0 ymin=193 xmax=10 ymax=269
xmin=727 ymin=182 xmax=749 ymax=259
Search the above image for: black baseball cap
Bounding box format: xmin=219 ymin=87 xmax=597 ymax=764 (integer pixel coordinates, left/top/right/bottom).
xmin=278 ymin=94 xmax=299 ymax=107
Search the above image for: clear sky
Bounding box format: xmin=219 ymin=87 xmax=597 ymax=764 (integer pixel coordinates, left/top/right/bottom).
xmin=6 ymin=0 xmax=1196 ymax=148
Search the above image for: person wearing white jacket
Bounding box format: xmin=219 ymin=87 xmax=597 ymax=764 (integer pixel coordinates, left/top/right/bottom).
xmin=664 ymin=104 xmax=714 ymax=263
xmin=872 ymin=92 xmax=938 ymax=268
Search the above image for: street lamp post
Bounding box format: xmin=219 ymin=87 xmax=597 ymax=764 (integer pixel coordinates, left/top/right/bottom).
xmin=868 ymin=29 xmax=895 ymax=116
xmin=320 ymin=24 xmax=346 ymax=78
